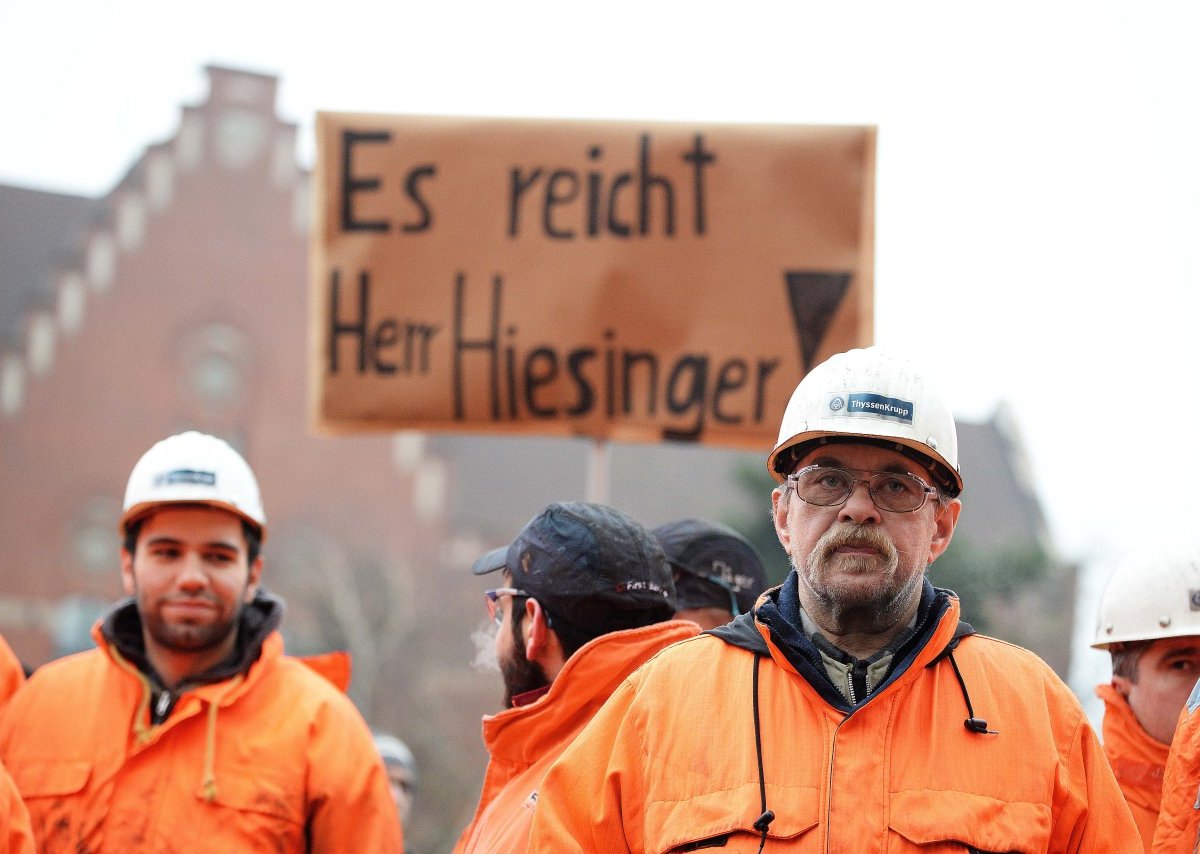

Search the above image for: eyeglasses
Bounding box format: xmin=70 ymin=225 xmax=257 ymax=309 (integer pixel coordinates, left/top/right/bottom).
xmin=786 ymin=465 xmax=937 ymax=514
xmin=484 ymin=587 xmax=529 ymax=626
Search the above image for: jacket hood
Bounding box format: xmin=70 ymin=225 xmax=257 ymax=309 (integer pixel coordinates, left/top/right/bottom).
xmin=482 ymin=619 xmax=698 ymax=764
xmin=708 ymin=574 xmax=971 ymax=712
xmin=96 ymin=589 xmax=285 ymax=689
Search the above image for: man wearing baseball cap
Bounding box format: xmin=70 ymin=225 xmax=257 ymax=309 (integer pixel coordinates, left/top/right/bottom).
xmin=530 ymin=347 xmax=1138 ymax=852
xmin=653 ymin=518 xmax=769 ymax=629
xmin=0 ymin=431 xmax=401 ymax=852
xmin=454 ymin=501 xmax=697 ymax=853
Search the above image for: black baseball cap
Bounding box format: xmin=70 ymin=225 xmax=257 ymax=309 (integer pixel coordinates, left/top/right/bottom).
xmin=472 ymin=502 xmax=676 ymax=629
xmin=652 ymin=519 xmax=768 ymax=616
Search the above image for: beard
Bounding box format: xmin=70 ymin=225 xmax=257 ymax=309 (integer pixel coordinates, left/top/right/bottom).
xmin=500 ymin=617 xmax=550 ymax=708
xmin=796 ymin=522 xmax=920 ymax=629
xmin=140 ymin=591 xmax=245 ymax=654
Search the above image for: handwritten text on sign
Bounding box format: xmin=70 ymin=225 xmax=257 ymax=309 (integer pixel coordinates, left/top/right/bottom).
xmin=312 ymin=114 xmax=875 ymax=448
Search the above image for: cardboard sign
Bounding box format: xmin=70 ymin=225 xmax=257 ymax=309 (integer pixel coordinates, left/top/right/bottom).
xmin=311 ymin=113 xmax=874 ymax=448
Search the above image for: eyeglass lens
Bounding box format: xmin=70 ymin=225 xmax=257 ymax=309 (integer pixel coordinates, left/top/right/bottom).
xmin=485 ymin=588 xmax=527 ymax=625
xmin=792 ymin=466 xmax=930 ymax=513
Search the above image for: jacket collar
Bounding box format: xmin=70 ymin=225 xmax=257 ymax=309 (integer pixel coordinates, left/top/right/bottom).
xmin=1096 ymin=681 xmax=1169 ymax=805
xmin=94 ymin=589 xmax=285 ymax=693
xmin=482 ymin=620 xmax=697 ymax=764
xmin=709 ymin=574 xmax=965 ymax=712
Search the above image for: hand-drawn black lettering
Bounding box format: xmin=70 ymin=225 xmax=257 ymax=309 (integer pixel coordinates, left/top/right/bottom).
xmin=544 ymin=171 xmax=581 ymax=240
xmin=401 ymin=165 xmax=437 ymax=233
xmin=638 ymin=133 xmax=675 ymax=237
xmin=340 ymin=131 xmax=391 ymax=233
xmin=329 ymin=269 xmax=370 ymax=372
xmin=506 ymin=133 xmax=715 ymax=240
xmin=712 ymin=359 xmax=748 ymax=424
xmin=448 ymin=273 xmax=781 ymax=437
xmin=682 ymin=134 xmax=716 ymax=236
xmin=524 ymin=347 xmax=560 ymax=417
xmin=328 ymin=269 xmax=441 ymax=375
xmin=621 ymin=351 xmax=658 ymax=415
xmin=565 ymin=349 xmax=597 ymax=415
xmin=453 ymin=273 xmax=503 ymax=419
xmin=508 ymin=169 xmax=542 ymax=237
xmin=663 ymin=355 xmax=708 ymax=440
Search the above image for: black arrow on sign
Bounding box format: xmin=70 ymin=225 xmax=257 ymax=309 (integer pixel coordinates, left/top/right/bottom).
xmin=784 ymin=270 xmax=853 ymax=372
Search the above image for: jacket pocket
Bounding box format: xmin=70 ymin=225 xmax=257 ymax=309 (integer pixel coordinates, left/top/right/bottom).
xmin=650 ymin=784 xmax=821 ymax=854
xmin=202 ymin=768 xmax=305 ymax=826
xmin=888 ymin=789 xmax=1051 ymax=854
xmin=9 ymin=759 xmax=91 ymax=797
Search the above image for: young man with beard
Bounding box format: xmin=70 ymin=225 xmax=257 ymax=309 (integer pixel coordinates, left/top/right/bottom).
xmin=529 ymin=347 xmax=1139 ymax=853
xmin=0 ymin=432 xmax=401 ymax=853
xmin=1091 ymin=545 xmax=1200 ymax=849
xmin=455 ymin=502 xmax=697 ymax=853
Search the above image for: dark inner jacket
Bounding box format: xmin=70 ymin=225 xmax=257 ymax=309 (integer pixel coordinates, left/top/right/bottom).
xmin=99 ymin=590 xmax=284 ymax=724
xmin=708 ymin=574 xmax=972 ymax=714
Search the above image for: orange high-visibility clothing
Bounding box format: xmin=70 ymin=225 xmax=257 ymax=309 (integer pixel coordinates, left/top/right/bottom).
xmin=0 ymin=761 xmax=33 ymax=854
xmin=1098 ymin=682 xmax=1169 ymax=850
xmin=1151 ymin=679 xmax=1200 ymax=853
xmin=0 ymin=625 xmax=402 ymax=853
xmin=455 ymin=620 xmax=698 ymax=854
xmin=530 ymin=586 xmax=1140 ymax=853
xmin=0 ymin=635 xmax=23 ymax=707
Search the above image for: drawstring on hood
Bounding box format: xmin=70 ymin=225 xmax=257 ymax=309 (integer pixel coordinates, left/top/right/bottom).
xmin=721 ymin=577 xmax=989 ymax=847
xmin=200 ymin=674 xmax=244 ymax=803
xmin=946 ymin=651 xmax=998 ymax=735
xmin=203 ymin=696 xmax=220 ymax=802
xmin=751 ymin=654 xmax=774 ymax=852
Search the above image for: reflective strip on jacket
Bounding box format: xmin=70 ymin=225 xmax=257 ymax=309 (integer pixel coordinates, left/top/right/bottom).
xmin=0 ymin=627 xmax=402 ymax=853
xmin=455 ymin=620 xmax=699 ymax=854
xmin=1097 ymin=681 xmax=1168 ymax=850
xmin=1151 ymin=678 xmax=1200 ymax=853
xmin=529 ymin=592 xmax=1141 ymax=853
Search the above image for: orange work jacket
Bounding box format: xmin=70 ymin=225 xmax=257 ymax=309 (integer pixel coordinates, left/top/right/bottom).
xmin=1098 ymin=682 xmax=1169 ymax=850
xmin=1152 ymin=679 xmax=1200 ymax=853
xmin=0 ymin=635 xmax=23 ymax=708
xmin=455 ymin=620 xmax=698 ymax=853
xmin=0 ymin=760 xmax=33 ymax=854
xmin=0 ymin=625 xmax=402 ymax=853
xmin=530 ymin=587 xmax=1140 ymax=853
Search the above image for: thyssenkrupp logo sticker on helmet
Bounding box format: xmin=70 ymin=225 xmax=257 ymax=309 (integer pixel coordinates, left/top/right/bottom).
xmin=155 ymin=469 xmax=217 ymax=487
xmin=825 ymin=392 xmax=914 ymax=425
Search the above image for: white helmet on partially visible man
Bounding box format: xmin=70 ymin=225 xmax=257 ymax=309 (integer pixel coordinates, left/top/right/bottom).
xmin=767 ymin=347 xmax=963 ymax=497
xmin=1092 ymin=546 xmax=1200 ymax=649
xmin=120 ymin=431 xmax=266 ymax=538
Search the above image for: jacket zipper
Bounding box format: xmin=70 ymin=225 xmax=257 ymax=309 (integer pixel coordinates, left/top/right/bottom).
xmin=825 ymin=714 xmax=850 ymax=854
xmin=827 ymin=665 xmax=872 ymax=853
xmin=155 ymin=690 xmax=172 ymax=720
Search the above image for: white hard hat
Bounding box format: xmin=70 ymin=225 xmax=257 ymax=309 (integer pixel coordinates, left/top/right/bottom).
xmin=121 ymin=431 xmax=266 ymax=538
xmin=1092 ymin=545 xmax=1200 ymax=648
xmin=766 ymin=347 xmax=962 ymax=497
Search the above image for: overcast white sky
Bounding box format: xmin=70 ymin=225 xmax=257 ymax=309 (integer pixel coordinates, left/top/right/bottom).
xmin=2 ymin=0 xmax=1197 ymax=578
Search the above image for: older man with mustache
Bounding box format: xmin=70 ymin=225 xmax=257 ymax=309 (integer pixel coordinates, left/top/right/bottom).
xmin=529 ymin=347 xmax=1139 ymax=853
